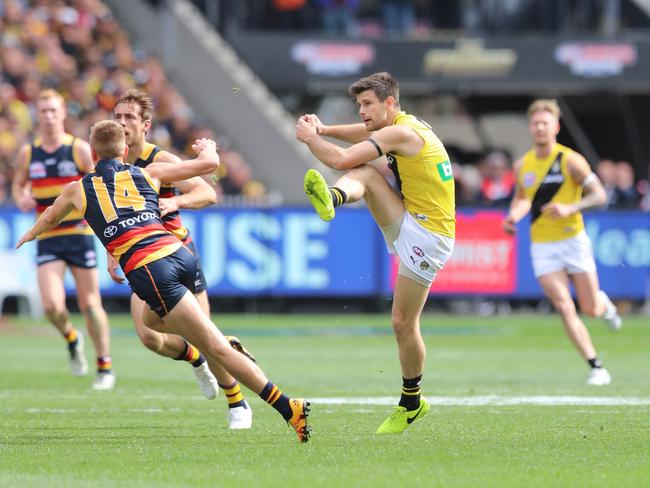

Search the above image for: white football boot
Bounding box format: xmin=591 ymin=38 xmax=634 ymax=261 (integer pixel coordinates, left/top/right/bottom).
xmin=192 ymin=362 xmax=219 ymax=400
xmin=598 ymin=290 xmax=622 ymax=331
xmin=586 ymin=368 xmax=612 ymax=386
xmin=228 ymin=401 xmax=253 ymax=429
xmin=92 ymin=372 xmax=116 ymax=390
xmin=69 ymin=331 xmax=89 ymax=377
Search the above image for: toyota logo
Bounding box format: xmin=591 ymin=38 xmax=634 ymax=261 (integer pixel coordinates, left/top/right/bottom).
xmin=103 ymin=225 xmax=118 ymax=238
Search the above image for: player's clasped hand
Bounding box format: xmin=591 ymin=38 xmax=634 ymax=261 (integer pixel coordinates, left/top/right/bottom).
xmin=541 ymin=202 xmax=574 ymax=218
xmin=191 ymin=138 xmax=218 ymax=154
xmin=159 ymin=197 xmax=178 ymax=218
xmin=296 ymin=118 xmax=318 ymax=143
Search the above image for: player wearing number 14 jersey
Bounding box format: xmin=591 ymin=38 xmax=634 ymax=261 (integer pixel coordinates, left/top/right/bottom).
xmin=112 ymin=89 xmax=253 ymax=428
xmin=17 ymin=120 xmax=311 ymax=443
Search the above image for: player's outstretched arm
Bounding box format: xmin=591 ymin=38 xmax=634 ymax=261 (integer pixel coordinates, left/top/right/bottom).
xmin=16 ymin=182 xmax=81 ymax=248
xmin=146 ymin=138 xmax=220 ymax=184
xmin=152 ymin=150 xmax=217 ymax=216
xmin=299 ymin=114 xmax=370 ymax=144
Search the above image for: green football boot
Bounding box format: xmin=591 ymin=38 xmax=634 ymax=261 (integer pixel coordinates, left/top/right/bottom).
xmin=376 ymin=397 xmax=430 ymax=434
xmin=304 ymin=169 xmax=335 ymax=221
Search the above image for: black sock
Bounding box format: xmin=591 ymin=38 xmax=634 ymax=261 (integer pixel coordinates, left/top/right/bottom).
xmin=587 ymin=357 xmax=602 ymax=369
xmin=330 ymin=187 xmax=347 ymax=207
xmin=259 ymin=381 xmax=292 ymax=421
xmin=398 ymin=375 xmax=422 ymax=411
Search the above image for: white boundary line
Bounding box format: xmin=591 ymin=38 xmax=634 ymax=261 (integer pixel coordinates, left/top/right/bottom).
xmin=311 ymin=396 xmax=650 ymax=406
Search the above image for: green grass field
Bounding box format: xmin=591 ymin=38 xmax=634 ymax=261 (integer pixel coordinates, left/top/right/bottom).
xmin=1 ymin=312 xmax=649 ymax=487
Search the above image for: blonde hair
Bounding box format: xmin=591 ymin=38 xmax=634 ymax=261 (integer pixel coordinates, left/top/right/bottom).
xmin=37 ymin=89 xmax=65 ymax=107
xmin=527 ymin=99 xmax=561 ymax=119
xmin=90 ymin=120 xmax=125 ymax=159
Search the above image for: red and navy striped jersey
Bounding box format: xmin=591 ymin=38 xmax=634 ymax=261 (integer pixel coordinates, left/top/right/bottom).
xmin=27 ymin=134 xmax=92 ymax=239
xmin=79 ymin=159 xmax=182 ymax=274
xmin=134 ymin=143 xmax=190 ymax=242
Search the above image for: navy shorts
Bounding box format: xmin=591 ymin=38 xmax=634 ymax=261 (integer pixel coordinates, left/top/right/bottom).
xmin=183 ymin=239 xmax=207 ymax=293
xmin=37 ymin=235 xmax=97 ymax=268
xmin=126 ymin=246 xmax=197 ymax=317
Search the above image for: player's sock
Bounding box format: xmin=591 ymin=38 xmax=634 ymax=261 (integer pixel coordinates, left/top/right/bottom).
xmin=587 ymin=357 xmax=603 ymax=369
xmin=97 ymin=355 xmax=112 ymax=374
xmin=64 ymin=328 xmax=79 ymax=353
xmin=259 ymin=381 xmax=292 ymax=421
xmin=174 ymin=340 xmax=205 ymax=367
xmin=398 ymin=374 xmax=422 ymax=411
xmin=220 ymin=380 xmax=247 ymax=409
xmin=330 ymin=187 xmax=348 ymax=208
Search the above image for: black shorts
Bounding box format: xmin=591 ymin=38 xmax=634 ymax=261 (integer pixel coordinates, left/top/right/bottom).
xmin=37 ymin=235 xmax=97 ymax=268
xmin=126 ymin=246 xmax=197 ymax=318
xmin=183 ymin=239 xmax=207 ymax=293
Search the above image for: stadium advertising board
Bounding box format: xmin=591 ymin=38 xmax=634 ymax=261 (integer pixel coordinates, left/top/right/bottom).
xmin=230 ymin=34 xmax=650 ymax=94
xmin=0 ymin=208 xmax=646 ymax=299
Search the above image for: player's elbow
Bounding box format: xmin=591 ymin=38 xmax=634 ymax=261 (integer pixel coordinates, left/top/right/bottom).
xmin=331 ymin=157 xmax=356 ymax=171
xmin=205 ymin=187 xmax=218 ymax=205
xmin=42 ymin=208 xmax=58 ymax=226
xmin=592 ymin=188 xmax=607 ymax=208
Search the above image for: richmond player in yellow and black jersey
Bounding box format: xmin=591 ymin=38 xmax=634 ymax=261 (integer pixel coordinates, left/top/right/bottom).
xmin=296 ymin=72 xmax=455 ymax=434
xmin=504 ymin=98 xmax=622 ymax=386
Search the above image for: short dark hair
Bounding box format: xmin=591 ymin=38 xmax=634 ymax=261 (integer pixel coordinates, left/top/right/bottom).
xmin=115 ymin=89 xmax=154 ymax=121
xmin=348 ymin=72 xmax=400 ymax=106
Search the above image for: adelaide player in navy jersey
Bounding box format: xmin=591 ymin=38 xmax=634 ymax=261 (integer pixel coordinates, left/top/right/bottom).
xmin=111 ymin=89 xmax=254 ymax=428
xmin=17 ymin=120 xmax=310 ymax=443
xmin=11 ymin=89 xmax=115 ymax=390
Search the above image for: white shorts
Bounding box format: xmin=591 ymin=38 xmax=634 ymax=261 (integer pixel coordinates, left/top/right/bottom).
xmin=530 ymin=231 xmax=597 ymax=278
xmin=380 ymin=212 xmax=455 ymax=287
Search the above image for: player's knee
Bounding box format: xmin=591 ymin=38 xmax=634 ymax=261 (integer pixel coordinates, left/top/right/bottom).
xmin=78 ymin=294 xmax=103 ymax=313
xmin=137 ymin=329 xmax=163 ymax=352
xmin=552 ymin=298 xmax=576 ymax=317
xmin=391 ymin=310 xmax=410 ymax=339
xmin=43 ymin=300 xmax=65 ymax=318
xmin=79 ymin=303 xmax=104 ymax=319
xmin=344 ymin=163 xmax=375 ymax=183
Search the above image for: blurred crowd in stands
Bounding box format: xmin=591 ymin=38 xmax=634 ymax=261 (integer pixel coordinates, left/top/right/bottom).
xmin=2 ymin=0 xmax=649 ymax=211
xmin=0 ymin=0 xmax=265 ymax=206
xmin=191 ymin=0 xmax=645 ymax=39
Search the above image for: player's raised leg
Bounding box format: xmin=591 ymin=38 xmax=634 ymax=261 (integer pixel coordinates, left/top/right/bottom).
xmin=572 ymin=272 xmax=622 ymax=331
